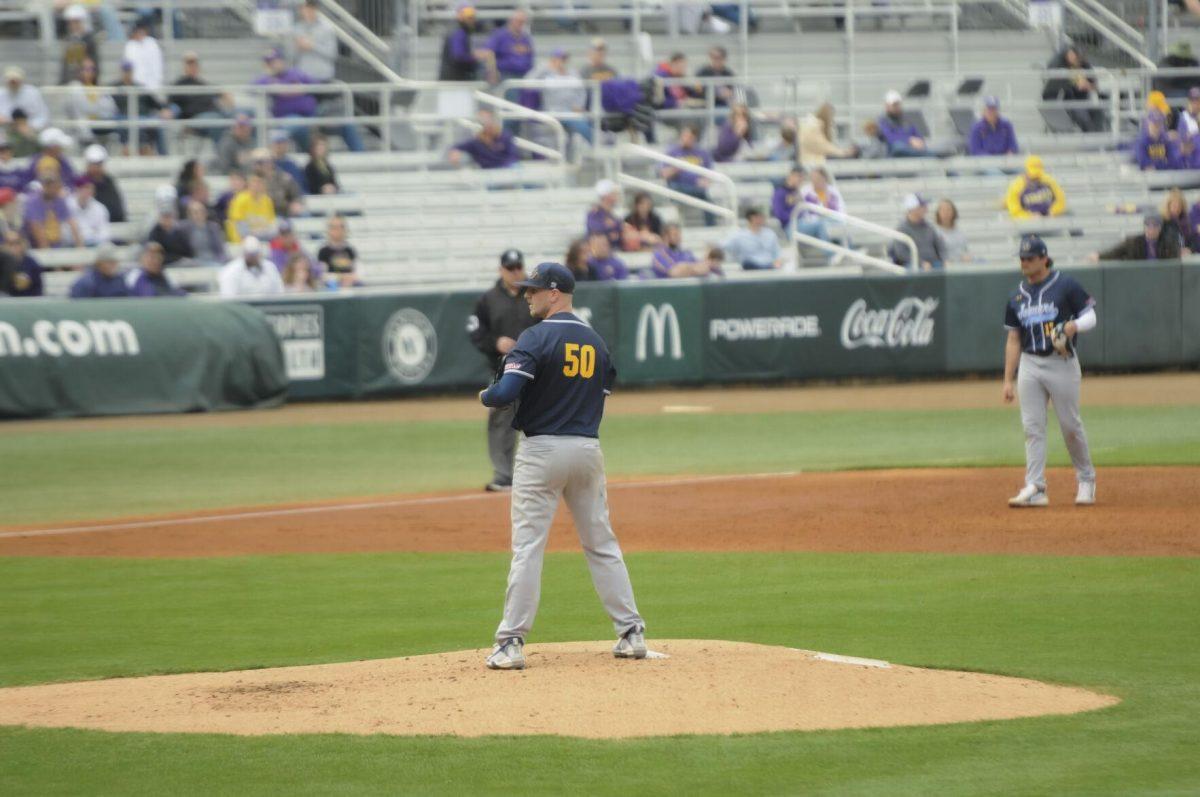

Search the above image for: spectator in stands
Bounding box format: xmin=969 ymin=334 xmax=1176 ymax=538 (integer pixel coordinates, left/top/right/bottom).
xmin=269 ymin=130 xmax=307 ymax=193
xmin=1134 ymin=111 xmax=1183 ymax=171
xmin=179 ymin=199 xmax=226 ymax=266
xmin=438 ymin=2 xmax=484 ymax=81
xmin=878 ymin=90 xmax=929 ymax=157
xmin=24 ymin=173 xmax=82 ymax=250
xmin=0 ymin=66 xmax=50 ymax=131
xmin=449 ymin=109 xmax=519 ymax=169
xmin=213 ymin=169 xmax=245 ymax=228
xmin=796 ymin=166 xmax=843 ymax=246
xmin=564 ymin=238 xmax=589 ymax=281
xmin=1005 ymin=156 xmax=1066 ymax=219
xmin=60 ymin=5 xmax=99 ymax=85
xmin=0 ymin=187 xmax=20 ymax=239
xmin=584 ymin=231 xmax=628 ymax=281
xmin=258 ymin=48 xmax=365 ymax=154
xmin=889 ymin=194 xmax=945 ymax=271
xmin=1042 ymin=46 xmax=1104 ymax=133
xmin=218 ymin=236 xmax=283 ymax=297
xmin=1161 ymin=188 xmax=1194 ymax=252
xmin=580 ymin=38 xmax=617 ymax=81
xmin=530 ymin=48 xmax=591 ymax=150
xmin=771 ymin=165 xmax=804 ymax=230
xmin=662 ymin=124 xmax=716 ymax=226
xmin=316 ymin=214 xmax=358 ymax=287
xmin=586 ymin=178 xmax=624 ymax=248
xmin=213 ymin=113 xmax=257 ymax=175
xmin=655 ymin=53 xmax=702 ymax=112
xmin=1091 ymin=214 xmax=1182 ymax=261
xmin=713 ymin=103 xmax=754 ymax=163
xmin=70 ymin=178 xmax=110 ymax=246
xmin=759 ymin=117 xmax=799 ymax=162
xmin=695 ymin=46 xmax=735 ymax=108
xmin=69 ymin=246 xmax=128 ymax=298
xmin=252 ymin=148 xmax=303 ymax=218
xmin=0 ymin=135 xmax=21 ymax=192
xmin=225 ymin=172 xmax=277 ymax=244
xmin=283 ymin=251 xmax=318 ymax=292
xmin=27 ymin=128 xmax=77 ymax=187
xmin=269 ymin=219 xmax=315 ymax=275
xmin=0 ymin=239 xmax=18 ymax=295
xmin=83 ymin=144 xmax=126 ymax=223
xmin=1154 ymin=41 xmax=1199 ymax=97
xmin=485 ymin=9 xmax=535 ymax=81
xmin=2 ymin=229 xmax=42 ymax=296
xmin=169 ymin=52 xmax=232 ymax=146
xmin=799 ymin=102 xmax=857 ymax=168
xmin=147 ymin=207 xmax=192 ymax=265
xmin=291 ymin=0 xmax=338 ymax=83
xmin=1145 ymin=91 xmax=1173 ymax=130
xmin=967 ymin=97 xmax=1019 ymax=156
xmin=304 ymin=134 xmax=339 ymax=195
xmin=723 ymin=207 xmax=783 ymax=270
xmin=127 ymin=241 xmax=185 ymax=296
xmin=6 ymin=109 xmax=39 ymax=158
xmin=64 ymin=58 xmax=118 ymax=145
xmin=175 ymin=159 xmax=207 ymax=212
xmin=112 ymin=59 xmax=172 ymax=155
xmin=934 ymin=199 xmax=970 ymax=263
xmin=1177 ymin=87 xmax=1200 ymax=168
xmin=624 ymin=191 xmax=664 ymax=249
xmin=652 ymin=224 xmax=722 ymax=278
xmin=122 ymin=17 xmax=163 ymax=91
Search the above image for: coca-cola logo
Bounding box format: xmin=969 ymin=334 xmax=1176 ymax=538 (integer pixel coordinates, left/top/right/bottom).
xmin=840 ymin=297 xmax=939 ymax=350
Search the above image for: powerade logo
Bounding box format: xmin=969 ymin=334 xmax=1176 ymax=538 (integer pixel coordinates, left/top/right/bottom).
xmin=709 ymin=316 xmax=821 ymax=341
xmin=840 ymin=297 xmax=938 ymax=350
xmin=261 ymin=305 xmax=325 ymax=381
xmin=0 ymin=319 xmax=140 ymax=358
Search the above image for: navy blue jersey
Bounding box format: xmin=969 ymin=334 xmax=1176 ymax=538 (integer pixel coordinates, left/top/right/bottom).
xmin=502 ymin=312 xmax=616 ymax=437
xmin=1003 ymin=270 xmax=1096 ymax=355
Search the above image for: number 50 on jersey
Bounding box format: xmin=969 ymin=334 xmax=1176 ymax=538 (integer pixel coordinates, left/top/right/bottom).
xmin=562 ymin=343 xmax=596 ymax=378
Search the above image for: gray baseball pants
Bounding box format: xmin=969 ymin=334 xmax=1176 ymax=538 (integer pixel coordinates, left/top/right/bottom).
xmin=1017 ymin=353 xmax=1096 ymax=491
xmin=495 ymin=434 xmax=645 ymax=644
xmin=486 ymin=405 xmax=518 ymax=486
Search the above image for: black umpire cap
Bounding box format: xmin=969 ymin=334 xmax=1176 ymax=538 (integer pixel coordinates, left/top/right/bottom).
xmin=500 ymin=248 xmax=524 ymax=268
xmin=516 ymin=262 xmax=575 ymax=294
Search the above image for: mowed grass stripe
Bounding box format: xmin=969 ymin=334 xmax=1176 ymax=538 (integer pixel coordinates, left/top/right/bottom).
xmin=2 ymin=405 xmax=1198 ymax=526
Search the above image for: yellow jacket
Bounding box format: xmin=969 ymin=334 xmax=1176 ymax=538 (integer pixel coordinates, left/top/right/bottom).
xmin=1005 ymin=173 xmax=1066 ymax=219
xmin=225 ymin=191 xmax=277 ymax=243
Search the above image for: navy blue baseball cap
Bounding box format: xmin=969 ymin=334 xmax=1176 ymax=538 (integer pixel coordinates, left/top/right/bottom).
xmin=1018 ymin=234 xmax=1048 ymax=259
xmin=517 ymin=262 xmax=575 ymax=294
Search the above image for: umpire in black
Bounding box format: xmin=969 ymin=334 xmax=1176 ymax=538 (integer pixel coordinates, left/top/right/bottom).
xmin=469 ymin=248 xmax=536 ymax=491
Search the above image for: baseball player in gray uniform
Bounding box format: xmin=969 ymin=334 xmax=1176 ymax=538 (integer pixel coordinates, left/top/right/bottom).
xmin=1003 ymin=235 xmax=1098 ymax=507
xmin=478 ymin=263 xmax=647 ymax=670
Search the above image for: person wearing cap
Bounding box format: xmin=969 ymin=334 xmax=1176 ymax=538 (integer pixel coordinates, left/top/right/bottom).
xmin=967 ymin=97 xmax=1019 ymax=157
xmin=291 ymin=0 xmax=338 ymax=83
xmin=723 ymin=207 xmax=783 ymax=270
xmin=69 ymin=247 xmax=128 ymax=299
xmin=268 ymin=219 xmax=314 ymax=275
xmin=212 ymin=113 xmax=257 ymax=174
xmin=69 ymin=177 xmax=111 ymax=246
xmin=169 ymin=53 xmax=232 ymax=146
xmin=580 ymin=38 xmax=617 ymax=82
xmin=478 ymin=260 xmax=648 ymax=671
xmin=584 ymin=231 xmax=628 ymax=281
xmin=1090 ymin=214 xmax=1182 ymax=262
xmin=484 ymin=9 xmax=535 ymax=82
xmin=122 ymin=16 xmax=163 ymax=91
xmin=469 ymin=248 xmax=536 ymax=491
xmin=252 ymin=147 xmax=304 ymax=217
xmin=1005 ymin=156 xmax=1066 ymax=220
xmin=178 ymin=198 xmax=227 ymax=267
xmin=1 ymin=229 xmax=42 ymax=296
xmin=82 ymin=144 xmax=127 ymax=223
xmin=225 ymin=172 xmax=277 ymax=244
xmin=877 ymin=90 xmax=928 ymax=157
xmin=438 ymin=2 xmax=486 ymax=81
xmin=24 ymin=127 xmax=78 ymax=188
xmin=269 ymin=129 xmax=308 ymax=193
xmin=449 ymin=108 xmax=519 ymax=169
xmin=529 ymin=48 xmax=591 ymax=149
xmin=127 ymin=241 xmax=185 ymax=297
xmin=889 ymin=194 xmax=945 ymax=271
xmin=23 ymin=171 xmax=82 ymax=250
xmin=5 ymin=109 xmax=37 ymax=158
xmin=60 ymin=5 xmax=100 ymax=85
xmin=0 ymin=66 xmax=50 ymax=132
xmin=651 ymin=223 xmax=721 ymax=278
xmin=1176 ymin=87 xmax=1200 ymax=168
xmin=585 ymin=179 xmax=625 ymax=249
xmin=218 ymin=236 xmax=283 ymax=298
xmin=256 ymin=48 xmax=364 ymax=154
xmin=316 ymin=214 xmax=358 ymax=287
xmin=0 ymin=135 xmax=22 ymax=192
xmin=1133 ymin=110 xmax=1183 ymax=171
xmin=147 ymin=203 xmax=193 ymax=265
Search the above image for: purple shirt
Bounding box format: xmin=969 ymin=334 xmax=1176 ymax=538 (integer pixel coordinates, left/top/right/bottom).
xmin=771 ymin=184 xmax=799 ymax=228
xmin=453 ymin=132 xmax=519 ymax=169
xmin=651 ymin=245 xmax=695 ymax=278
xmin=586 ymin=254 xmax=628 ymax=281
xmin=486 ymin=26 xmax=534 ymax=76
xmin=663 ymin=145 xmax=713 ymax=188
xmin=24 ymin=153 xmax=78 ymax=188
xmin=1133 ymin=130 xmax=1182 ymax=171
xmin=255 ymin=69 xmax=318 ymax=117
xmin=1019 ymin=179 xmax=1058 ymax=216
xmin=0 ymin=161 xmax=24 ymax=191
xmin=713 ymin=124 xmax=747 ymax=163
xmin=127 ymin=268 xmax=186 ymax=297
xmin=877 ymin=113 xmax=922 ymax=151
xmin=967 ymin=116 xmax=1019 ymax=156
xmin=23 ymin=193 xmax=74 ymax=248
xmin=586 ymin=206 xmax=622 ymax=248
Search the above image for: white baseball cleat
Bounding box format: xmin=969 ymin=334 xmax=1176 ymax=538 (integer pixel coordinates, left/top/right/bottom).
xmin=613 ymin=629 xmax=648 ymax=659
xmin=1075 ymin=482 xmax=1096 ymax=506
xmin=486 ymin=638 xmax=525 ymax=670
xmin=1008 ymin=484 xmax=1049 ymax=507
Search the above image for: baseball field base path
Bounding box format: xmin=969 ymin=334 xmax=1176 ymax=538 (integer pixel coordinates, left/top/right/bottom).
xmin=0 ymin=641 xmax=1117 ymax=739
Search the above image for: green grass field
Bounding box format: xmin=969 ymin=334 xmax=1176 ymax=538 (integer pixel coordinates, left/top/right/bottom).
xmin=2 ymin=401 xmax=1198 ymax=795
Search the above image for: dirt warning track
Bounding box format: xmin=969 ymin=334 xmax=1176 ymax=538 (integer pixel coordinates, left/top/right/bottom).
xmin=2 ymin=467 xmax=1196 ymax=558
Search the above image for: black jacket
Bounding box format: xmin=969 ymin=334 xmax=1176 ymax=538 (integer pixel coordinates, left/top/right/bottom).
xmin=469 ymin=279 xmax=535 ymax=374
xmin=92 ymin=173 xmax=127 ymax=223
xmin=1098 ymin=230 xmax=1182 ymax=261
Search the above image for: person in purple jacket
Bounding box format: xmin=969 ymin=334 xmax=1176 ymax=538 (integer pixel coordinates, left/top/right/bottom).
xmin=256 ymin=48 xmax=364 ymax=154
xmin=1134 ymin=111 xmax=1182 ymax=171
xmin=877 ymin=90 xmax=930 ymax=157
xmin=584 ymin=232 xmax=628 ymax=280
xmin=485 ymin=9 xmax=534 ymax=80
xmin=449 ymin=109 xmax=520 ymax=169
xmin=126 ymin=241 xmax=186 ymax=297
xmin=713 ymin=103 xmax=753 ymax=162
xmin=967 ymin=97 xmax=1019 ymax=156
xmin=439 ymin=3 xmax=483 ymax=81
xmin=661 ymin=124 xmax=717 ymax=226
xmin=69 ymin=247 xmax=129 ymax=298
xmin=770 ymin=166 xmax=805 ymax=229
xmin=585 ymin=179 xmax=624 ymax=248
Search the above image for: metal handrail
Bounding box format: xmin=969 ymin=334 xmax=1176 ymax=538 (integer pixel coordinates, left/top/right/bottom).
xmin=312 ymin=0 xmax=391 ymax=57
xmin=790 ymin=201 xmax=914 ymax=275
xmin=615 ymin=174 xmax=737 ymax=224
xmin=1059 ymin=0 xmax=1157 ymax=69
xmin=1071 ymin=0 xmax=1145 ymax=45
xmin=618 ymin=142 xmax=739 ymax=223
xmin=473 ymin=90 xmax=567 ymax=163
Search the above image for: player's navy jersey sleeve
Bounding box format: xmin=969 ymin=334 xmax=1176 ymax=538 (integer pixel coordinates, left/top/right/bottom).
xmin=1063 ymin=277 xmax=1096 ymax=318
xmin=502 ymin=327 xmax=542 ymax=381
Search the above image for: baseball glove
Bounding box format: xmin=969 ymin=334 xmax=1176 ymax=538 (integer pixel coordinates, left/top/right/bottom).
xmin=1050 ymin=322 xmax=1071 ymax=356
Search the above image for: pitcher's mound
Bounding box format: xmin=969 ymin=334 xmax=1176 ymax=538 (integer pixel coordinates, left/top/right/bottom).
xmin=0 ymin=640 xmax=1116 ymax=738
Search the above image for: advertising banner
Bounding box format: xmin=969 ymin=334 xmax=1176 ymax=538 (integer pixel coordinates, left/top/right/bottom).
xmin=613 ymin=282 xmax=704 ymax=383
